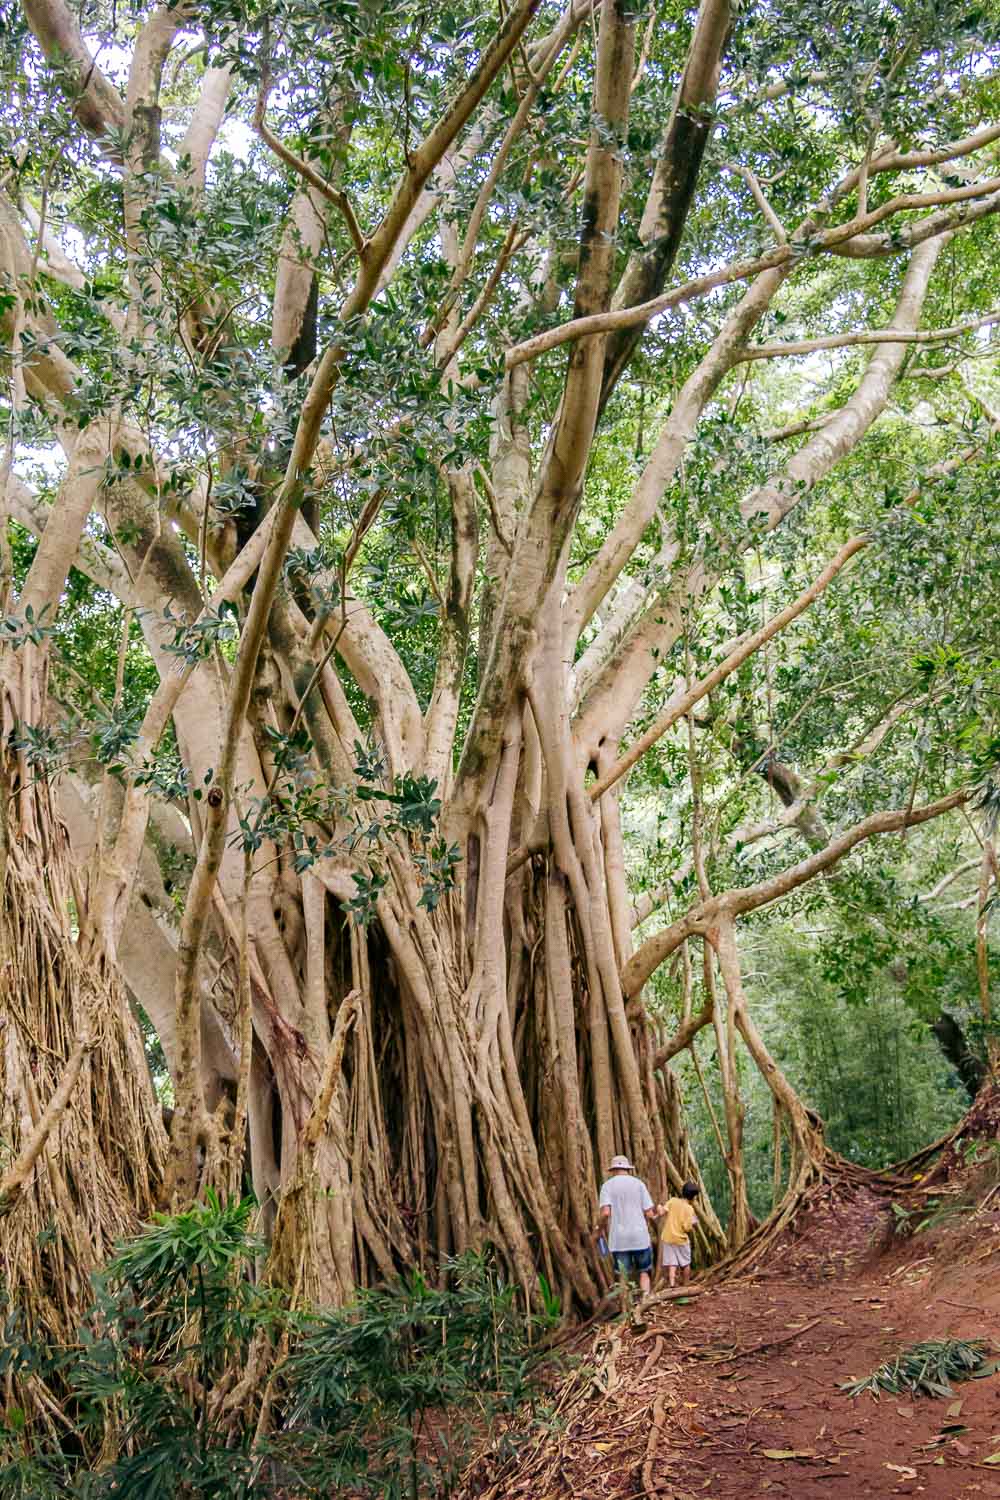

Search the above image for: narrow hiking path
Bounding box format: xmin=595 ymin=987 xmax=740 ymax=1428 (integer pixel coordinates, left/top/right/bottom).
xmin=461 ymin=1150 xmax=1000 ymax=1500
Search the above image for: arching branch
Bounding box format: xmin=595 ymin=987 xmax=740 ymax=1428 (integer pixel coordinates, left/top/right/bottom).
xmin=623 ymin=788 xmax=970 ymax=997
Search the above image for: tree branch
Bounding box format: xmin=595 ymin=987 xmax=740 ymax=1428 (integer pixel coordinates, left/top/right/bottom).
xmin=570 ymin=264 xmax=788 ymax=637
xmin=834 ymin=121 xmax=1000 ymax=201
xmin=168 ymin=0 xmax=544 ymax=1189
xmin=573 ymin=234 xmax=947 ymax=757
xmin=506 ymin=179 xmax=1000 ymax=369
xmin=455 ymin=0 xmax=634 ymax=791
xmin=588 ymin=531 xmax=870 ymax=803
xmin=254 ymin=83 xmax=366 ymax=259
xmin=622 ymin=789 xmax=969 ymax=996
xmin=21 ymin=0 xmax=126 ymax=148
xmin=599 ymin=0 xmax=733 ymax=407
xmin=178 ymin=61 xmax=233 ymax=190
xmin=732 ymin=163 xmax=788 ymax=242
xmin=451 ymin=5 xmax=578 ymax=286
xmin=653 ymin=999 xmax=714 ymax=1069
xmin=740 ymin=308 xmax=1000 ymax=362
xmin=364 ymin=0 xmax=543 ymax=277
xmin=919 ymin=857 xmax=980 ymax=903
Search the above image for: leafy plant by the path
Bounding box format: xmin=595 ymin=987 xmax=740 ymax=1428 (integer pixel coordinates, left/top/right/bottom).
xmin=841 ymin=1338 xmax=997 ymax=1399
xmin=0 ymin=1196 xmax=554 ymax=1499
xmin=889 ymin=1197 xmax=975 ymax=1236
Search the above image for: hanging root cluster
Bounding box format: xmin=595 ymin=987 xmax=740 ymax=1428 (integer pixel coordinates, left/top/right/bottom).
xmin=0 ymin=658 xmax=166 ymax=1414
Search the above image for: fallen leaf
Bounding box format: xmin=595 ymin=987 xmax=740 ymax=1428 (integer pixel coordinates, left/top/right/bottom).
xmin=886 ymin=1463 xmax=917 ymax=1479
xmin=948 ymin=1401 xmax=964 ymax=1418
xmin=983 ymin=1453 xmax=1000 ymax=1465
xmin=762 ymin=1448 xmax=816 ymax=1460
xmin=896 ymin=1406 xmax=914 ymax=1420
xmin=593 ymin=1443 xmax=613 ymax=1453
xmin=953 ymin=1441 xmax=971 ymax=1458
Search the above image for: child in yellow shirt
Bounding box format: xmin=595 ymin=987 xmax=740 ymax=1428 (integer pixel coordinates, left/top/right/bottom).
xmin=656 ymin=1181 xmax=700 ymax=1288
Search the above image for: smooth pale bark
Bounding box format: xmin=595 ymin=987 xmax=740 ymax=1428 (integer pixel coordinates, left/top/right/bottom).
xmin=711 ymin=918 xmax=823 ymax=1157
xmin=270 ymin=101 xmax=351 ymax=366
xmin=588 ymin=523 xmax=882 ymax=804
xmin=707 ymin=937 xmax=752 ymax=1246
xmin=177 ymin=64 xmax=233 ymax=189
xmin=506 ymin=180 xmax=1000 ymax=368
xmin=422 ymin=469 xmax=478 ymax=791
xmin=22 ymin=0 xmax=126 ymax=143
xmin=17 ymin=442 xmax=117 ymax=616
xmin=168 ymin=0 xmax=550 ymax=1198
xmin=738 ymin=307 xmax=1000 ymax=363
xmin=457 ymin=0 xmax=635 ymax=788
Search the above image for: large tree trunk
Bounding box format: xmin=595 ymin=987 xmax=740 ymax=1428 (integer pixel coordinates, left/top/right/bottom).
xmin=261 ymin=830 xmax=727 ymax=1306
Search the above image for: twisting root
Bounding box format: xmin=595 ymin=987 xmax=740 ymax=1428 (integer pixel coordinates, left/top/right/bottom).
xmin=641 ymin=1390 xmax=667 ymax=1498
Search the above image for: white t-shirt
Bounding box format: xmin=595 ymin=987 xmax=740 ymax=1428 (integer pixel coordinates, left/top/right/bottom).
xmin=599 ymin=1174 xmax=653 ymax=1251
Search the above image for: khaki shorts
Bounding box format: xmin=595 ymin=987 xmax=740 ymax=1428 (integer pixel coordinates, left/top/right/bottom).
xmin=660 ymin=1241 xmax=691 ymax=1268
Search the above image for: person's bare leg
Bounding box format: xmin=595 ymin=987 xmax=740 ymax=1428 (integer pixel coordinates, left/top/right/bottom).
xmin=667 ymin=1264 xmax=677 ymax=1288
xmin=639 ymin=1270 xmax=651 ymax=1295
xmin=680 ymin=1266 xmax=690 ymax=1286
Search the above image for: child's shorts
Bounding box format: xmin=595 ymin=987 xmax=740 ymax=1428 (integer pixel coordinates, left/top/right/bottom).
xmin=660 ymin=1241 xmax=691 ymax=1268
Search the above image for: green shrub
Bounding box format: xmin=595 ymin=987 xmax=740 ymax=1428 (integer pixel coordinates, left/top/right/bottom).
xmin=0 ymin=1196 xmax=555 ymax=1499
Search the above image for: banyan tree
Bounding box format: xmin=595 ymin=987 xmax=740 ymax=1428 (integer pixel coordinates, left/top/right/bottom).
xmin=2 ymin=0 xmax=999 ymax=1324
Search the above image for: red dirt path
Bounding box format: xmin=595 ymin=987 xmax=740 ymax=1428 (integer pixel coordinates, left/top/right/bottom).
xmin=462 ymin=1170 xmax=1000 ymax=1500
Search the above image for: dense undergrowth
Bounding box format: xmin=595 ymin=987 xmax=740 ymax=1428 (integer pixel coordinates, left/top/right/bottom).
xmin=0 ymin=1197 xmax=554 ymax=1499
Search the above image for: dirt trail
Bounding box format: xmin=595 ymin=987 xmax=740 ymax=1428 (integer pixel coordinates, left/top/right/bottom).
xmin=462 ymin=1164 xmax=1000 ymax=1500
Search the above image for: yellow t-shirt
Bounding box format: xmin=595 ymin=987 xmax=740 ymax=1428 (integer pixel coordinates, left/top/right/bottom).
xmin=660 ymin=1197 xmax=695 ymax=1245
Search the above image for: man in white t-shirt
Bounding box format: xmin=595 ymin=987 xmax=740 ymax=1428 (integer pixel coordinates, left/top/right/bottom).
xmin=597 ymin=1154 xmax=658 ymax=1294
